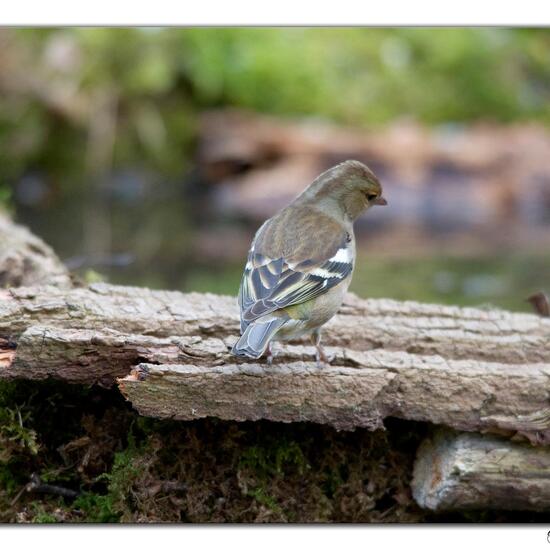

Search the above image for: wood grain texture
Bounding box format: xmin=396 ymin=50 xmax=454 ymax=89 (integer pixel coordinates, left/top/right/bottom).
xmin=2 ymin=283 xmax=549 ymax=362
xmin=2 ymin=283 xmax=550 ymax=438
xmin=117 ymin=347 xmax=550 ymax=436
xmin=0 ymin=211 xmax=72 ymax=289
xmin=412 ymin=429 xmax=550 ymax=511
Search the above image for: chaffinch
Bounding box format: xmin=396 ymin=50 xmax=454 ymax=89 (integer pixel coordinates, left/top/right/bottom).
xmin=231 ymin=160 xmax=386 ymax=365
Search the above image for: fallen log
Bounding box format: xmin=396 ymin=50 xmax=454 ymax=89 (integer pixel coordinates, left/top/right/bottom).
xmin=3 ymin=203 xmax=550 ymax=516
xmin=2 ymin=283 xmax=549 ymax=362
xmin=117 ymin=350 xmax=550 ymax=437
xmin=0 ymin=211 xmax=72 ymax=289
xmin=1 ymin=325 xmax=228 ymax=387
xmin=2 ymin=283 xmax=550 ymax=439
xmin=0 ymin=284 xmax=237 ymax=341
xmin=412 ymin=429 xmax=550 ymax=511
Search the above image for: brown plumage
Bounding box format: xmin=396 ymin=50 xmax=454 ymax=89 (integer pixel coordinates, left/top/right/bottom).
xmin=231 ymin=159 xmax=386 ymax=365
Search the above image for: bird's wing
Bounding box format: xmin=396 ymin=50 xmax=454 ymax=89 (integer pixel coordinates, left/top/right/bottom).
xmin=238 ymin=217 xmax=353 ymax=331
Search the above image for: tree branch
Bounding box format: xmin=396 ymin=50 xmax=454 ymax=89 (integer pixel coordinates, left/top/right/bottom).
xmin=412 ymin=429 xmax=550 ymax=511
xmin=1 ymin=283 xmax=549 ymax=440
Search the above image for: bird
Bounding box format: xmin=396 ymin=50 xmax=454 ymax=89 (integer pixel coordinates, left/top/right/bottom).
xmin=231 ymin=159 xmax=387 ymax=365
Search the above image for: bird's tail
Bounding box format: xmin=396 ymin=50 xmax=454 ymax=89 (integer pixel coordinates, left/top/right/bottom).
xmin=231 ymin=316 xmax=287 ymax=359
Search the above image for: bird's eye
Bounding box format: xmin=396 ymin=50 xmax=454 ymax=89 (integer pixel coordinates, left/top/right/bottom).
xmin=366 ymin=193 xmax=378 ymax=201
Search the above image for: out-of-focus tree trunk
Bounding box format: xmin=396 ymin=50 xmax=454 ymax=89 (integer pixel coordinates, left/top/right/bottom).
xmin=0 ymin=210 xmax=72 ymax=289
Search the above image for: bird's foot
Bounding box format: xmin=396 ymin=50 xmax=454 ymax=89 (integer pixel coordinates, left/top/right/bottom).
xmin=312 ymin=330 xmax=333 ymax=367
xmin=265 ymin=343 xmax=277 ymax=365
xmin=315 ymin=346 xmax=334 ymax=367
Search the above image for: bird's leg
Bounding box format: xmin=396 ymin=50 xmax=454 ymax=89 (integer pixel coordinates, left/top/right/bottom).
xmin=266 ymin=342 xmax=273 ymax=365
xmin=265 ymin=342 xmax=280 ymax=365
xmin=312 ymin=329 xmax=332 ymax=367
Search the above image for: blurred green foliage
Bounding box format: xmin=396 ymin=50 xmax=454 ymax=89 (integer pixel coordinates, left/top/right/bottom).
xmin=186 ymin=252 xmax=550 ymax=313
xmin=181 ymin=28 xmax=550 ymax=124
xmin=0 ymin=187 xmax=10 ymax=207
xmin=1 ymin=28 xmax=549 ymax=309
xmin=1 ymin=27 xmax=550 ymax=199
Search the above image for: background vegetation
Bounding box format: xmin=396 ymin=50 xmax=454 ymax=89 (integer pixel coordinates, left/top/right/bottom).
xmin=3 ymin=28 xmax=550 ymax=185
xmin=2 ymin=28 xmax=550 ymax=309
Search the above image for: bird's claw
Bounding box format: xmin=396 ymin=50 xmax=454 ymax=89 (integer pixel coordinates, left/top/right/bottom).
xmin=265 ymin=343 xmax=276 ymax=365
xmin=315 ymin=348 xmax=334 ymax=367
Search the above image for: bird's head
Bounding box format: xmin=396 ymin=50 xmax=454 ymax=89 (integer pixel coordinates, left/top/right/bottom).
xmin=308 ymin=160 xmax=387 ymax=221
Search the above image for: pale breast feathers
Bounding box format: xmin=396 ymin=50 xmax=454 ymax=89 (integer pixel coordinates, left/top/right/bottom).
xmin=238 ymin=210 xmax=354 ymax=332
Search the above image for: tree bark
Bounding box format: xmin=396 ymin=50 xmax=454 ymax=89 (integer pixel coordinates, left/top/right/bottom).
xmin=3 ymin=208 xmax=550 ymax=513
xmin=0 ymin=211 xmax=72 ymax=289
xmin=2 ymin=283 xmax=549 ymax=362
xmin=2 ymin=283 xmax=550 ymax=439
xmin=412 ymin=429 xmax=550 ymax=511
xmin=117 ymin=350 xmax=550 ymax=437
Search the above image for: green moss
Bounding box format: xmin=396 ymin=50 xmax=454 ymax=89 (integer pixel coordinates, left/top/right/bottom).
xmin=236 ymin=436 xmax=312 ymax=519
xmin=0 ymin=464 xmax=21 ymax=496
xmin=32 ymin=515 xmax=57 ymax=523
xmin=31 ymin=510 xmax=58 ymax=524
xmin=0 ymin=379 xmax=548 ymax=523
xmin=0 ymin=406 xmax=39 ymax=462
xmin=102 ymin=434 xmax=150 ymax=518
xmin=0 ymin=383 xmax=42 ymax=504
xmin=239 ymin=438 xmax=310 ymax=479
xmin=73 ymin=493 xmax=120 ymax=523
xmin=247 ymin=487 xmax=283 ymax=515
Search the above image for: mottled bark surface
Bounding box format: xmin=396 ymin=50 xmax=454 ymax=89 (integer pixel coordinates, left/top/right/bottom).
xmin=3 ymin=325 xmax=228 ymax=387
xmin=0 ymin=284 xmax=237 ymax=340
xmin=2 ymin=283 xmax=550 ymax=440
xmin=412 ymin=429 xmax=550 ymax=511
xmin=3 ymin=210 xmax=550 ymax=517
xmin=0 ymin=211 xmax=72 ymax=289
xmin=2 ymin=283 xmax=549 ymax=361
xmin=118 ymin=349 xmax=550 ymax=436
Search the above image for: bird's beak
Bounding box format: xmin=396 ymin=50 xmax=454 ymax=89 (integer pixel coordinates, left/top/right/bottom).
xmin=372 ymin=196 xmax=387 ymax=206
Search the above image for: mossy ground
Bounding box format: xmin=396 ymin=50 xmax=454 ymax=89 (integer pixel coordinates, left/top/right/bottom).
xmin=1 ymin=379 xmax=549 ymax=524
